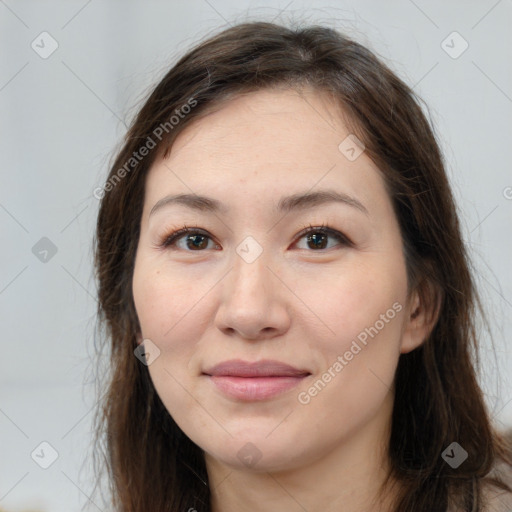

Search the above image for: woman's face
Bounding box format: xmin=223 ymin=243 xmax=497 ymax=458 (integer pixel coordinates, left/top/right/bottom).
xmin=132 ymin=88 xmax=421 ymax=473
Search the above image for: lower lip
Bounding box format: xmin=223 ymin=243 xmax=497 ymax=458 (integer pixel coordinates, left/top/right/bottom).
xmin=207 ymin=375 xmax=308 ymax=401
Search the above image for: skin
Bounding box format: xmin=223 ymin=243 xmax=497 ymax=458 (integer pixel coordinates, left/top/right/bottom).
xmin=132 ymin=87 xmax=435 ymax=512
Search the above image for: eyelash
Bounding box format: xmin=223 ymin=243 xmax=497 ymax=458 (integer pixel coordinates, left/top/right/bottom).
xmin=157 ymin=223 xmax=353 ymax=251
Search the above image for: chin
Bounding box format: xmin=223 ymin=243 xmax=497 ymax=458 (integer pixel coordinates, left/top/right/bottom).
xmin=200 ymin=432 xmax=313 ymax=474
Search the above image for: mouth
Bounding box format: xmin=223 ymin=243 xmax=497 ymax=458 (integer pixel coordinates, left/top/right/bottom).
xmin=202 ymin=359 xmax=311 ymax=401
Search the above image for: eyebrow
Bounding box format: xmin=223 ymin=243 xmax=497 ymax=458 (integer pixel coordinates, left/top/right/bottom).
xmin=149 ymin=189 xmax=369 ymax=217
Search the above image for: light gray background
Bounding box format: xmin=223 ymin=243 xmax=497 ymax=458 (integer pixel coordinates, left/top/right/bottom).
xmin=1 ymin=1 xmax=511 ymax=510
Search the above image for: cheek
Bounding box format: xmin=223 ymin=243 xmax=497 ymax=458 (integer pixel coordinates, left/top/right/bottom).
xmin=293 ymin=254 xmax=407 ymax=348
xmin=293 ymin=256 xmax=406 ymax=423
xmin=133 ymin=260 xmax=208 ymax=343
xmin=293 ymin=257 xmax=406 ymax=395
xmin=132 ymin=264 xmax=210 ymax=423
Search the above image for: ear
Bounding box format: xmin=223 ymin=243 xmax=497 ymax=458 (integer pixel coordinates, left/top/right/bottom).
xmin=136 ymin=332 xmax=144 ymax=346
xmin=400 ymin=280 xmax=442 ymax=354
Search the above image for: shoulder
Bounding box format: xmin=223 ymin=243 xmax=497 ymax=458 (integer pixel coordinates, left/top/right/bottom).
xmin=446 ymin=459 xmax=512 ymax=512
xmin=480 ymin=458 xmax=512 ymax=512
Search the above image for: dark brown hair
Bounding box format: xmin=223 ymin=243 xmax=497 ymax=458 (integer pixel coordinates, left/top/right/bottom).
xmin=92 ymin=20 xmax=512 ymax=511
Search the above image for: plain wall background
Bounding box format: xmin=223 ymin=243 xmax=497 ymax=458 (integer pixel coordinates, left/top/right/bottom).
xmin=1 ymin=0 xmax=511 ymax=510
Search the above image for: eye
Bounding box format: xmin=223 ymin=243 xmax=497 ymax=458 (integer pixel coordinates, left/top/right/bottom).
xmin=294 ymin=223 xmax=353 ymax=251
xmin=159 ymin=225 xmax=220 ymax=251
xmin=157 ymin=223 xmax=353 ymax=252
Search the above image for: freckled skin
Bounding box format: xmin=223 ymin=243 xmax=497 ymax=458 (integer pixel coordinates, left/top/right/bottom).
xmin=132 ymin=88 xmax=430 ymax=512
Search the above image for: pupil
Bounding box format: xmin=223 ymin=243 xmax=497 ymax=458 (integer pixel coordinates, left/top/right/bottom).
xmin=308 ymin=233 xmax=327 ymax=249
xmin=185 ymin=233 xmax=328 ymax=250
xmin=188 ymin=234 xmax=207 ymax=250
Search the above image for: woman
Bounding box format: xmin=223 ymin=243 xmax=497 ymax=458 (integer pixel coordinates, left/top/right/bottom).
xmin=93 ymin=21 xmax=512 ymax=511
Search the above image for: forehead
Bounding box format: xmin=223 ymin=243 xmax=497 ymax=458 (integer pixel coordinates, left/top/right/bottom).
xmin=167 ymin=87 xmax=353 ymax=167
xmin=144 ymin=88 xmax=389 ymax=217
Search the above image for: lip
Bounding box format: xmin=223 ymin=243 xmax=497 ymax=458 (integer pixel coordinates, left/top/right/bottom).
xmin=203 ymin=359 xmax=310 ymax=377
xmin=203 ymin=359 xmax=311 ymax=401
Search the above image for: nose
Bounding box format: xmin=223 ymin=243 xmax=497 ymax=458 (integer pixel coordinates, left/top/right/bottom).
xmin=214 ymin=248 xmax=291 ymax=341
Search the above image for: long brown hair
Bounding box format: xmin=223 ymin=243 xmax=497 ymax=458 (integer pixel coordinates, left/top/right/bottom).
xmin=92 ymin=20 xmax=512 ymax=511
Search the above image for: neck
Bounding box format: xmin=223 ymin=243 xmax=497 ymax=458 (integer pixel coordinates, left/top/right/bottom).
xmin=206 ymin=394 xmax=398 ymax=512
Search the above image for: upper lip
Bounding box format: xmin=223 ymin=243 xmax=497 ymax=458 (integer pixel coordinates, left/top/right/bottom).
xmin=203 ymin=359 xmax=311 ymax=377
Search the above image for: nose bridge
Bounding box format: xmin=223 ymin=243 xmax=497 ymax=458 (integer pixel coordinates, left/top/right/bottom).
xmin=229 ymin=238 xmax=271 ymax=300
xmin=214 ymin=235 xmax=290 ymax=339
